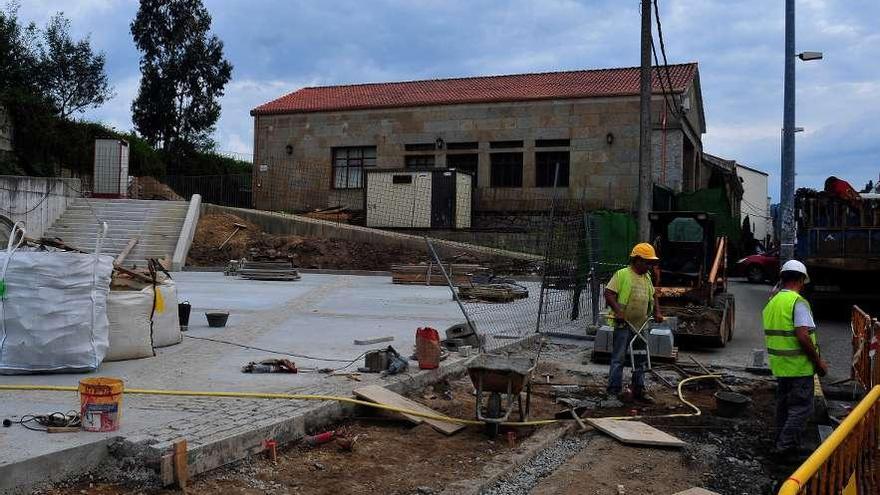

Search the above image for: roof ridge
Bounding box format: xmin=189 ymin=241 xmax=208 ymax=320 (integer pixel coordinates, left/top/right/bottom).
xmin=298 ymin=62 xmax=698 ymax=91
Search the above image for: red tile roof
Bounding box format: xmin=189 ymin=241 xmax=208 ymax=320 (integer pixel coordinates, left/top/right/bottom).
xmin=251 ymin=63 xmax=699 ymax=116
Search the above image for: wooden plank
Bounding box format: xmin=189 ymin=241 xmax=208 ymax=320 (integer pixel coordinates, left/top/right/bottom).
xmin=173 ymin=439 xmax=188 ymax=491
xmin=672 ymin=489 xmax=721 ymax=495
xmin=114 ymin=237 xmax=139 ymax=265
xmin=353 ymin=385 xmax=465 ymax=435
xmin=585 ymin=418 xmax=686 ymax=448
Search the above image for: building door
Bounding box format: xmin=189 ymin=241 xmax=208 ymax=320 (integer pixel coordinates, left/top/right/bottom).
xmin=431 ymin=171 xmax=455 ymax=229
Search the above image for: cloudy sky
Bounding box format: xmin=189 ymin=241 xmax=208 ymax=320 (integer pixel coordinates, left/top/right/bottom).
xmin=14 ymin=0 xmax=880 ymax=199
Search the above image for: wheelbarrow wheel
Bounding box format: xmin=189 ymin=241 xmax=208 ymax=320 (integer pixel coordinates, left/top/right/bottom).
xmin=485 ymin=392 xmax=502 ymax=438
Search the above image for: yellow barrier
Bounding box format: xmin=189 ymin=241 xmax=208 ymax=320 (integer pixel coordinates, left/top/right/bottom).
xmin=778 ymin=385 xmax=880 ymax=495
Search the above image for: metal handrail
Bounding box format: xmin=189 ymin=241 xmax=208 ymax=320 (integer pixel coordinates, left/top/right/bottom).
xmin=778 ymin=385 xmax=880 ymax=494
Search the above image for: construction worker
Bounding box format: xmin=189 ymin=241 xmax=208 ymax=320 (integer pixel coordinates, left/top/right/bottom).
xmin=604 ymin=243 xmax=663 ymax=402
xmin=762 ymin=260 xmax=828 ymax=457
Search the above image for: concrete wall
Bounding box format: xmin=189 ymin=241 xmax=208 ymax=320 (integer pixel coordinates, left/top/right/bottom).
xmin=0 ymin=176 xmax=81 ymax=237
xmin=737 ymin=165 xmax=771 ymax=243
xmin=253 ymin=83 xmax=703 ymax=213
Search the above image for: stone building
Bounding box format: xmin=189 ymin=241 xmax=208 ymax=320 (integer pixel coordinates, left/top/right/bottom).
xmin=250 ymin=63 xmax=707 ymax=214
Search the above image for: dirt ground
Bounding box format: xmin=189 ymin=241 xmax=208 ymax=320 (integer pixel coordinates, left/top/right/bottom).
xmin=187 ymin=213 xmax=537 ymax=273
xmin=41 ymin=357 xmax=796 ymax=495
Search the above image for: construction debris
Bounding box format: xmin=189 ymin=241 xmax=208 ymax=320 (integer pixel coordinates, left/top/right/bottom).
xmin=585 ymin=418 xmax=686 ymax=448
xmin=458 ymin=283 xmax=528 ymax=302
xmin=352 ymin=385 xmax=465 ymax=435
xmin=237 ymin=260 xmax=301 ymax=281
xmin=241 ymin=359 xmax=298 ymax=373
xmin=302 ymin=206 xmax=352 ymax=223
xmin=353 ymin=336 xmax=395 ymax=346
xmin=391 ymin=263 xmax=483 ymax=286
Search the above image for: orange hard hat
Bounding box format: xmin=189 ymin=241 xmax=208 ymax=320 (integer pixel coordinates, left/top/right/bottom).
xmin=630 ymin=243 xmax=659 ymax=260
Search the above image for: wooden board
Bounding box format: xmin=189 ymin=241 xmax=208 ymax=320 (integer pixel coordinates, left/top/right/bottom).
xmin=353 ymin=385 xmax=465 ymax=435
xmin=391 ymin=263 xmax=483 ymax=287
xmin=585 ymin=418 xmax=686 ymax=448
xmin=672 ymin=489 xmax=721 ymax=495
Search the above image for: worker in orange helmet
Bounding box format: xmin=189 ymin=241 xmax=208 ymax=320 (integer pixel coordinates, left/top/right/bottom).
xmin=604 ymin=243 xmax=663 ymax=402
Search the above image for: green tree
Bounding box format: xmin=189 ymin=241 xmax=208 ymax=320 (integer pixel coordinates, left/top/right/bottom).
xmin=130 ymin=0 xmax=232 ymax=162
xmin=0 ymin=4 xmax=40 ymax=94
xmin=38 ymin=13 xmax=113 ymax=118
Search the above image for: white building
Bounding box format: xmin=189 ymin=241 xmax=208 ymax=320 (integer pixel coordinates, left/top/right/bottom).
xmin=736 ymin=163 xmax=771 ymax=244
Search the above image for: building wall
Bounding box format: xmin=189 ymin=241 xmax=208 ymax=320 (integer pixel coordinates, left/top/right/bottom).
xmin=737 ymin=165 xmax=770 ymax=243
xmin=253 ymin=87 xmax=702 ymax=213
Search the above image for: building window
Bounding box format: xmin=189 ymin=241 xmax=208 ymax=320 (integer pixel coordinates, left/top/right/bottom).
xmin=535 ymin=139 xmax=570 ymax=148
xmin=332 ymin=146 xmax=376 ymax=189
xmin=535 ymin=151 xmax=570 ymax=187
xmin=404 ymin=143 xmax=436 ymax=152
xmin=446 ymin=141 xmax=478 ymax=150
xmin=490 ymin=153 xmax=523 ymax=188
xmin=447 ymin=153 xmax=478 ymax=183
xmin=405 ymin=155 xmax=435 ymax=168
xmin=490 ymin=140 xmax=524 ymax=149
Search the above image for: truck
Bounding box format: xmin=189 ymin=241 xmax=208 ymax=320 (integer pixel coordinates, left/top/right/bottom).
xmin=795 ymin=186 xmax=880 ymax=303
xmin=649 ymin=211 xmax=736 ymax=347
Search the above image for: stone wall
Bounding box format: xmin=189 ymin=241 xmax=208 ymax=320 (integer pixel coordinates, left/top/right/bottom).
xmin=252 ymin=83 xmax=704 ymax=213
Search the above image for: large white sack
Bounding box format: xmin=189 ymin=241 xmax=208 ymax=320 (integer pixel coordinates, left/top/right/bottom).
xmin=106 ymin=290 xmax=155 ymax=361
xmin=151 ymin=280 xmax=182 ymax=348
xmin=0 ymin=250 xmax=114 ymax=374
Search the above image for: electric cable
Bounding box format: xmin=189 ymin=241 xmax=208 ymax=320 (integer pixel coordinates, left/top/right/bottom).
xmin=183 ymin=334 xmax=370 ymax=368
xmin=0 ymin=375 xmax=722 ymax=428
xmin=653 ymin=0 xmax=683 ymax=112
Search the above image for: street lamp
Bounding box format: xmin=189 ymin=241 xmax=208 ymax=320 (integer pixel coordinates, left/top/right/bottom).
xmin=779 ymin=0 xmax=823 ymax=262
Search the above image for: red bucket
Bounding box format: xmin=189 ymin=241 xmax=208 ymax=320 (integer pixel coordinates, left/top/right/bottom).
xmin=416 ymin=327 xmax=441 ymax=369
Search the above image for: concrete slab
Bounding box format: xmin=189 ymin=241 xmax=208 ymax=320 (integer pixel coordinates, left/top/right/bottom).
xmin=0 ymin=271 xmax=530 ymax=494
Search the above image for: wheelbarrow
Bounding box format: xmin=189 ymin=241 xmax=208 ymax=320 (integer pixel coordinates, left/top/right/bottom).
xmin=467 ymin=354 xmax=535 ymax=437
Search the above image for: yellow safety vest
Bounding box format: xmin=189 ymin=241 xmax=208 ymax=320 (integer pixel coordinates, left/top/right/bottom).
xmin=762 ymin=290 xmax=818 ymax=377
xmin=606 ymin=267 xmax=654 ymax=326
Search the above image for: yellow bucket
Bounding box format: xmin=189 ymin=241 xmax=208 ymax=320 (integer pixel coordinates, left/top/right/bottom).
xmin=79 ymin=377 xmax=124 ymax=432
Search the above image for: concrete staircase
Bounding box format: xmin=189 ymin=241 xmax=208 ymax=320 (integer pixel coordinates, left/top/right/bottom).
xmin=45 ymin=198 xmax=190 ymax=267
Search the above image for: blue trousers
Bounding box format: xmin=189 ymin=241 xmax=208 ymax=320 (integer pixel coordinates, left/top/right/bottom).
xmin=775 ymin=376 xmax=815 ymax=451
xmin=607 ymin=323 xmax=646 ymax=395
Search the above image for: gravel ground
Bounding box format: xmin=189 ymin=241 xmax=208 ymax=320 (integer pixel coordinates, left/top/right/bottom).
xmin=481 ymin=434 xmax=592 ymax=495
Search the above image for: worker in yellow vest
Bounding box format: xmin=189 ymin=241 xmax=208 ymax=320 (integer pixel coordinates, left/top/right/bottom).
xmin=604 ymin=243 xmax=663 ymax=402
xmin=762 ymin=259 xmax=828 ymax=457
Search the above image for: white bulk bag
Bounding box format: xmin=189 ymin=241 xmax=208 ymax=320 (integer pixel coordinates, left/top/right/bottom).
xmin=105 ymin=290 xmax=155 ymax=361
xmin=0 ymin=223 xmax=114 ymax=374
xmin=151 ymin=279 xmax=182 ymax=348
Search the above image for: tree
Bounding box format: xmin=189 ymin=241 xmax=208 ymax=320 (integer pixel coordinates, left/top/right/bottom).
xmin=0 ymin=5 xmax=40 ymax=95
xmin=130 ymin=0 xmax=232 ymax=160
xmin=38 ymin=13 xmax=113 ymax=118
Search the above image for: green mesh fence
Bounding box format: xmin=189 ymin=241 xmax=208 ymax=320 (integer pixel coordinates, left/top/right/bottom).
xmin=675 ymin=187 xmax=741 ymax=245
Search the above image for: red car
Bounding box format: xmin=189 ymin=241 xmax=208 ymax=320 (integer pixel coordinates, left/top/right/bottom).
xmin=736 ymin=251 xmax=780 ymax=283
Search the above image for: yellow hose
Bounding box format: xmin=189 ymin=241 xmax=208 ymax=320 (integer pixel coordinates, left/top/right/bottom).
xmin=0 ymin=374 xmax=720 ymax=428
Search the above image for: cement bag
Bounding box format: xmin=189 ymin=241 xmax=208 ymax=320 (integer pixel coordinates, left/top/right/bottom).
xmin=0 ymin=223 xmax=114 ymax=374
xmin=105 ymin=290 xmax=155 ymax=361
xmin=151 ymin=279 xmax=182 ymax=348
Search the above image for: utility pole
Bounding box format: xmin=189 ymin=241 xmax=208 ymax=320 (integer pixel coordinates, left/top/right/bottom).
xmin=779 ymin=0 xmax=796 ymax=262
xmin=637 ymin=0 xmax=653 ymax=241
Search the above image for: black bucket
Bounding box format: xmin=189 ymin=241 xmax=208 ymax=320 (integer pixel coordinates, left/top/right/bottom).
xmin=178 ymin=301 xmax=191 ymax=331
xmin=714 ymin=391 xmax=751 ymax=418
xmin=205 ymin=311 xmax=229 ymax=328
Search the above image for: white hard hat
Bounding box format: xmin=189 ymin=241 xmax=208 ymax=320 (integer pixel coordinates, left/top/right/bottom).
xmin=780 ymin=259 xmax=810 ymax=283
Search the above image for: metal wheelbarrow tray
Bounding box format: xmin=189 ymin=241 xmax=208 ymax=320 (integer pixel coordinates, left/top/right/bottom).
xmin=467 ymin=354 xmax=535 ymax=437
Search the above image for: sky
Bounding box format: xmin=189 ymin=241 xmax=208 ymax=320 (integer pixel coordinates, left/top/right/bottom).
xmin=13 ymin=0 xmax=880 ymax=200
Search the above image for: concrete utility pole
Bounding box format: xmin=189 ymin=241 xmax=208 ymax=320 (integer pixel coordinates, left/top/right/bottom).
xmin=779 ymin=0 xmax=797 ymax=262
xmin=637 ymin=0 xmax=653 ymax=241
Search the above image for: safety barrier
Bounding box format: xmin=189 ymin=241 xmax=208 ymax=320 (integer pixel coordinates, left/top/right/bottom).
xmin=851 ymin=306 xmax=879 ymax=389
xmin=777 ymin=385 xmax=880 ymax=494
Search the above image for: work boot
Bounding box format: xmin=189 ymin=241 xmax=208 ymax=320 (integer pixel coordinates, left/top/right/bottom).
xmin=633 ymin=390 xmax=656 ymax=404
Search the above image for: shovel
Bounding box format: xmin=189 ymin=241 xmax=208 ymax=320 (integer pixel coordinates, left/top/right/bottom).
xmin=218 ymin=223 xmax=248 ymax=249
